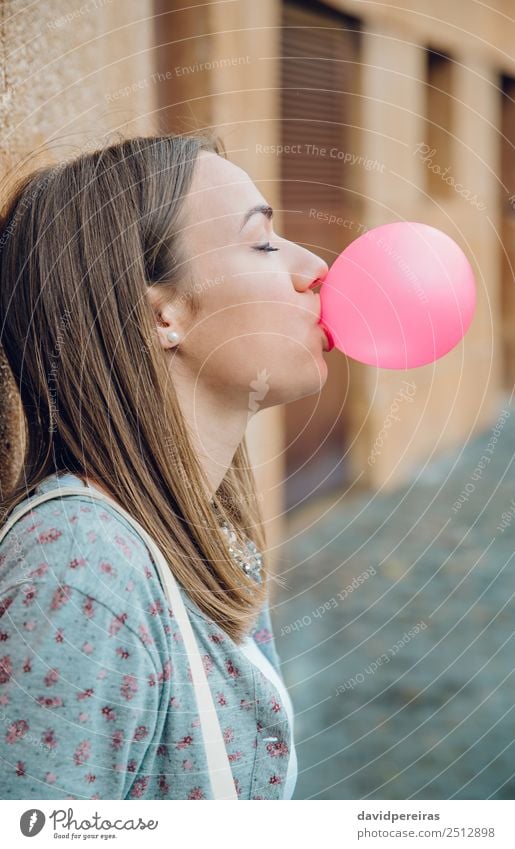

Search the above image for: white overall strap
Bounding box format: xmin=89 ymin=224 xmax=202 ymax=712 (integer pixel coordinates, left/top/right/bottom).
xmin=0 ymin=486 xmax=238 ymax=800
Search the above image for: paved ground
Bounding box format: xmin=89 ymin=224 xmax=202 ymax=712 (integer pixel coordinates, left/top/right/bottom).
xmin=271 ymin=392 xmax=515 ymax=800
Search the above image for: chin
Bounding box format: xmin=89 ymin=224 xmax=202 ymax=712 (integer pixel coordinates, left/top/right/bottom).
xmin=275 ymin=358 xmax=328 ymax=405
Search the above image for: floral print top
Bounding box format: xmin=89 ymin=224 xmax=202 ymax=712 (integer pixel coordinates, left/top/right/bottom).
xmin=0 ymin=472 xmax=296 ymax=800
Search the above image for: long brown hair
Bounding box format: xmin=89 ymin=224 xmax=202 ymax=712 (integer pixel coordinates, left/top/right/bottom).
xmin=0 ymin=132 xmax=277 ymax=644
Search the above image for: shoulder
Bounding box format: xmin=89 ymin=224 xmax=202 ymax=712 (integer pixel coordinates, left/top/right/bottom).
xmin=0 ymin=492 xmax=171 ymax=676
xmin=0 ymin=494 xmax=169 ymax=799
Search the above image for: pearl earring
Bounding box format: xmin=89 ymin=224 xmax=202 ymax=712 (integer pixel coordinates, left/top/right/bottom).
xmin=166 ymin=330 xmax=181 ymax=345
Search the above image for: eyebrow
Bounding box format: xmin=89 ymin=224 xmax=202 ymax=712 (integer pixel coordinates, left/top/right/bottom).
xmin=239 ymin=204 xmax=274 ymax=232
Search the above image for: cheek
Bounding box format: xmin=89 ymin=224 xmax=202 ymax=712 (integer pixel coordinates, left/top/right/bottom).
xmin=184 ymin=267 xmax=319 ymax=378
xmin=196 ymin=276 xmax=294 ymax=334
xmin=192 ymin=300 xmax=316 ymax=374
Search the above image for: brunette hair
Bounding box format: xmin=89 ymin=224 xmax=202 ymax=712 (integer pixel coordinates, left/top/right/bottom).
xmin=0 ymin=132 xmax=273 ymax=643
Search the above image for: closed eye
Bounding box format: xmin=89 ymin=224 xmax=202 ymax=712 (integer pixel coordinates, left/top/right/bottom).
xmin=253 ymin=242 xmax=279 ymax=252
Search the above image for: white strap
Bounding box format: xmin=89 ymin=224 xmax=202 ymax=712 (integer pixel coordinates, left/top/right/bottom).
xmin=0 ymin=485 xmax=238 ymax=800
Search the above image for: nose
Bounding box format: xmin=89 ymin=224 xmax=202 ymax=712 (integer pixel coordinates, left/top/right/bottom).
xmin=292 ymin=257 xmax=329 ymax=294
xmin=308 ymin=276 xmax=326 ymax=292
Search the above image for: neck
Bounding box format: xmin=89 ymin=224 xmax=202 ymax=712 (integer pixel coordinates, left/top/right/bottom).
xmin=173 ymin=379 xmax=252 ymax=500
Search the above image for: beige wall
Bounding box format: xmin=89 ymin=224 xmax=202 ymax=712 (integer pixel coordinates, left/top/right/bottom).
xmin=0 ymin=0 xmax=157 ymax=492
xmin=352 ymin=17 xmax=505 ymax=489
xmin=327 ymin=0 xmax=515 ymax=75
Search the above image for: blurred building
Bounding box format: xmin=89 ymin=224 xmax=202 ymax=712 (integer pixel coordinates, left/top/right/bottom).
xmin=0 ymin=0 xmax=514 ymax=556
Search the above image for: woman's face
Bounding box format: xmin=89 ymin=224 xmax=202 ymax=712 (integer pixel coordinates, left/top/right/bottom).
xmin=165 ymin=150 xmax=330 ymax=411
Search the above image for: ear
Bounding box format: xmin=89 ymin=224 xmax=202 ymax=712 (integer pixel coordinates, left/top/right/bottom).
xmin=145 ymin=284 xmax=184 ymax=350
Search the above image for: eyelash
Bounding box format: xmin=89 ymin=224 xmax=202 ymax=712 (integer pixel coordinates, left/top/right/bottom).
xmin=253 ymin=242 xmax=279 ymax=252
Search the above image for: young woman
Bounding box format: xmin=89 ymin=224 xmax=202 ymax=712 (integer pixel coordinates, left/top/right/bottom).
xmin=0 ymin=133 xmax=330 ymax=800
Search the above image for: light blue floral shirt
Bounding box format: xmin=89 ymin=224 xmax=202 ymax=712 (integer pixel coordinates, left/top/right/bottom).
xmin=0 ymin=472 xmax=296 ymax=800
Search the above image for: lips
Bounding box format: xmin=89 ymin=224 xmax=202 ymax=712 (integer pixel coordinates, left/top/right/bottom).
xmin=319 ymin=322 xmax=335 ymax=352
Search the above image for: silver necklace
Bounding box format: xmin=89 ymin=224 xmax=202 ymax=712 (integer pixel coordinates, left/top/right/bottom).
xmin=211 ymin=503 xmax=263 ymax=583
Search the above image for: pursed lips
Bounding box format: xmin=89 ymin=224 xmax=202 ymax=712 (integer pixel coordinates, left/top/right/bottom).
xmin=319 ymin=323 xmax=334 ymax=352
xmin=306 ymin=291 xmax=334 ymax=352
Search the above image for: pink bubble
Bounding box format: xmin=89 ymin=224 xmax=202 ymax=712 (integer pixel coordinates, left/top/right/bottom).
xmin=319 ymin=222 xmax=476 ymax=369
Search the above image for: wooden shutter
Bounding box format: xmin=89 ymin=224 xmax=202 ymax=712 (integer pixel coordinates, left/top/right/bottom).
xmin=280 ymin=0 xmax=362 ymax=509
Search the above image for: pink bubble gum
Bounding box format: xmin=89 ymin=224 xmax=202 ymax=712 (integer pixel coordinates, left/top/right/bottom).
xmin=319 ymin=221 xmax=476 ymax=370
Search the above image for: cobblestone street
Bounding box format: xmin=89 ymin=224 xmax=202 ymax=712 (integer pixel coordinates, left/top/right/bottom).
xmin=272 ymin=393 xmax=515 ymax=800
